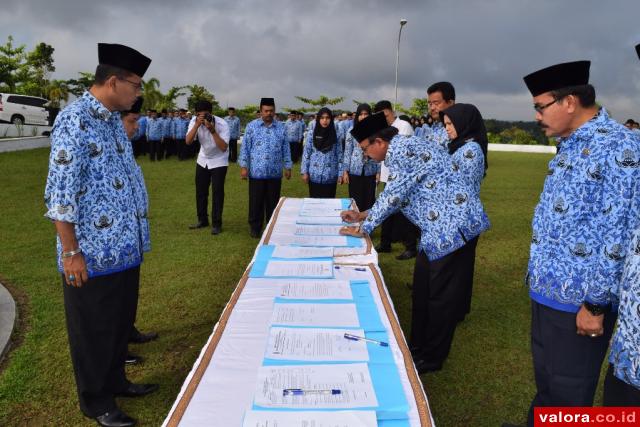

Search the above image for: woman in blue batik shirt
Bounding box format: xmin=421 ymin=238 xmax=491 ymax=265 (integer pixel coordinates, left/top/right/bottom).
xmin=301 ymin=107 xmax=343 ymax=198
xmin=440 ymin=103 xmax=489 ymax=322
xmin=342 ymin=103 xmax=380 ymax=211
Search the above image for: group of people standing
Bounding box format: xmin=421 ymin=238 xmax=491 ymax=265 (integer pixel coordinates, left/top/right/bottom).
xmin=42 ymin=40 xmax=640 ymax=427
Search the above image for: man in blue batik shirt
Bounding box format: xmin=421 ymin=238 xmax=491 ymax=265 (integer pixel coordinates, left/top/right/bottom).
xmin=519 ymin=60 xmax=640 ymax=426
xmin=44 ymin=43 xmax=158 ymax=427
xmin=284 ymin=111 xmax=301 ymax=163
xmin=340 ymin=112 xmax=490 ymax=374
xmin=224 ymin=107 xmax=241 ymax=163
xmin=132 ymin=110 xmax=146 ymax=158
xmin=145 ymin=109 xmax=162 ymax=161
xmin=603 ymin=44 xmax=640 ymax=408
xmin=426 ymin=82 xmax=456 ymax=149
xmin=174 ymin=109 xmax=190 ymax=160
xmin=239 ymin=97 xmax=292 ymax=238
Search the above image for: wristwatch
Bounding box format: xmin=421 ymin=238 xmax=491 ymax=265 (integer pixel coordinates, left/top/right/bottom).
xmin=583 ymin=301 xmax=607 ymax=316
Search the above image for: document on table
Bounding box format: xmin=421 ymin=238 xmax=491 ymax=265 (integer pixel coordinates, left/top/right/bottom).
xmin=264 ymin=260 xmax=333 ymax=278
xmin=296 ymin=216 xmax=349 ymax=225
xmin=295 ymin=225 xmax=344 ymax=236
xmin=253 ymin=363 xmax=378 ymax=409
xmin=271 ymin=246 xmax=334 ymax=259
xmin=299 ymin=207 xmax=343 ymax=217
xmin=269 ymin=234 xmax=353 ymax=247
xmin=265 ymin=327 xmax=369 ymax=361
xmin=277 ymin=280 xmax=353 ymax=300
xmin=242 ymin=410 xmax=378 ymax=427
xmin=271 ymin=303 xmax=359 ymax=327
xmin=302 ymin=198 xmax=345 ymax=209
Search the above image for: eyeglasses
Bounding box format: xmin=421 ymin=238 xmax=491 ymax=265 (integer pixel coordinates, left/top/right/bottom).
xmin=118 ymin=77 xmax=143 ymax=91
xmin=533 ymin=99 xmax=558 ymax=113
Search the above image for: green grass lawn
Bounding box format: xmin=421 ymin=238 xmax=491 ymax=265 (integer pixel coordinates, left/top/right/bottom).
xmin=0 ymin=148 xmax=553 ymax=426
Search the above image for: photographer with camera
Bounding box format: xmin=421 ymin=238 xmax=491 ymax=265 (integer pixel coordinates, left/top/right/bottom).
xmin=186 ymin=100 xmax=230 ymax=235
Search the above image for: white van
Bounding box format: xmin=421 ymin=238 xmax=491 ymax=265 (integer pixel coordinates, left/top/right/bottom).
xmin=0 ymin=93 xmax=50 ymax=126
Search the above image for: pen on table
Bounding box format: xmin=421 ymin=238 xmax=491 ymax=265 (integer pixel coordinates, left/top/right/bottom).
xmin=334 ymin=266 xmax=367 ymax=272
xmin=344 ymin=333 xmax=389 ymax=347
xmin=282 ymin=388 xmax=342 ymax=396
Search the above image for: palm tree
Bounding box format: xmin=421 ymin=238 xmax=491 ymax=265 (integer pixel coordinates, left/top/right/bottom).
xmin=45 ymin=79 xmax=69 ymax=108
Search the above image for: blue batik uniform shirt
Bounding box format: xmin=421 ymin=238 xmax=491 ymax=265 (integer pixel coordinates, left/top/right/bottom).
xmin=609 ymin=227 xmax=640 ymax=390
xmin=527 ymin=108 xmax=640 ymax=313
xmin=224 ymin=115 xmax=241 ymax=140
xmin=451 ymin=141 xmax=485 ymax=198
xmin=425 ymin=121 xmax=449 ymax=149
xmin=342 ymin=125 xmax=380 ymax=176
xmin=173 ymin=117 xmax=189 ymax=140
xmin=135 ymin=115 xmax=147 ymax=140
xmin=296 ymin=119 xmax=305 ymax=141
xmin=162 ymin=116 xmax=173 ymax=139
xmin=239 ymin=118 xmax=292 ymax=179
xmin=301 ymin=128 xmax=343 ymax=184
xmin=284 ymin=119 xmax=299 ymax=143
xmin=44 ymin=91 xmax=151 ymax=277
xmin=361 ymin=135 xmax=490 ymax=261
xmin=146 ymin=117 xmax=163 ymax=141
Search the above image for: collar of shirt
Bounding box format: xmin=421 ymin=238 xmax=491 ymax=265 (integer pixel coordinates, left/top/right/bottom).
xmin=557 ymin=107 xmax=607 ymax=150
xmin=83 ymin=91 xmax=113 ymax=122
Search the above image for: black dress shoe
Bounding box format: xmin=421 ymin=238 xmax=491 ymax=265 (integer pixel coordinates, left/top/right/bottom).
xmin=129 ymin=330 xmax=158 ymax=344
xmin=250 ymin=229 xmax=261 ymax=238
xmin=375 ymin=244 xmax=392 ymax=253
xmin=116 ymin=383 xmax=159 ymax=398
xmin=95 ymin=408 xmax=137 ymax=427
xmin=396 ymin=250 xmax=417 ymax=260
xmin=189 ymin=221 xmax=209 ymax=229
xmin=125 ymin=353 xmax=143 ymax=365
xmin=414 ymin=358 xmax=442 ymax=374
xmin=211 ymin=226 xmax=221 ymax=235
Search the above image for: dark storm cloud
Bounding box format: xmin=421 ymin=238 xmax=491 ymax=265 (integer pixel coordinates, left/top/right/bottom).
xmin=2 ymin=0 xmax=640 ymax=120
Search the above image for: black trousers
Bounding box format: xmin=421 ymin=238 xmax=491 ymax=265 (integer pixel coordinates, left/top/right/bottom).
xmin=176 ymin=138 xmax=187 ymax=160
xmin=195 ymin=164 xmax=227 ymax=227
xmin=603 ymin=364 xmax=640 ymax=406
xmin=308 ymin=181 xmax=337 ymax=198
xmin=460 ymin=236 xmax=479 ymax=320
xmin=380 ymin=213 xmax=418 ymax=251
xmin=248 ymin=178 xmax=281 ymax=232
xmin=148 ymin=139 xmax=161 ymax=161
xmin=290 ymin=142 xmax=301 ymax=163
xmin=527 ymin=300 xmax=617 ymax=426
xmin=164 ymin=138 xmax=175 ymax=158
xmin=348 ymin=173 xmax=376 ymax=212
xmin=410 ymin=242 xmax=474 ymax=365
xmin=63 ymin=266 xmax=140 ymax=417
xmin=132 ymin=136 xmax=146 ymax=158
xmin=228 ymin=138 xmax=238 ymax=163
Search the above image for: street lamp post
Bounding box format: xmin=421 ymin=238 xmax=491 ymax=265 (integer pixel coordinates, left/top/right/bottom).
xmin=394 ymin=19 xmax=408 ymax=107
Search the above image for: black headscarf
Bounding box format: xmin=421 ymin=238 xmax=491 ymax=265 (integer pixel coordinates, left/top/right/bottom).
xmin=313 ymin=107 xmax=338 ymax=153
xmin=354 ymin=103 xmax=372 ymax=126
xmin=440 ymin=103 xmax=489 ymax=171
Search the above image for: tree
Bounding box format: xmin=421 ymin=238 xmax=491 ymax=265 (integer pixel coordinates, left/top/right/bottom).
xmin=0 ymin=36 xmax=28 ymax=93
xmin=397 ymin=98 xmax=429 ymax=118
xmin=65 ymin=72 xmax=94 ymax=97
xmin=294 ymin=95 xmax=345 ymax=113
xmin=25 ymin=42 xmax=55 ymax=97
xmin=45 ymin=80 xmax=69 ymax=109
xmin=156 ymin=85 xmax=186 ymax=111
xmin=186 ymin=85 xmax=218 ymax=112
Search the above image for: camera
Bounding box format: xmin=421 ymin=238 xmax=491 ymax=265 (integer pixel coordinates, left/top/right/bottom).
xmin=204 ymin=113 xmax=214 ymax=123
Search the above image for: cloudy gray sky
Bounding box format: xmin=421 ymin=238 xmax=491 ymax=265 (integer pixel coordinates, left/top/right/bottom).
xmin=3 ymin=0 xmax=640 ymax=120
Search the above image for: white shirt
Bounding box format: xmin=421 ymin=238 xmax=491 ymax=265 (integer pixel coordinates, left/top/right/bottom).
xmin=188 ymin=115 xmax=230 ymax=169
xmin=379 ymin=117 xmax=415 ymax=183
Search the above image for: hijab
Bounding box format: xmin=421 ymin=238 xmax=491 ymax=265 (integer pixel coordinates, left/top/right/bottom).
xmin=354 ymin=103 xmax=372 ymax=126
xmin=440 ymin=103 xmax=489 ymax=171
xmin=312 ymin=107 xmax=338 ymax=153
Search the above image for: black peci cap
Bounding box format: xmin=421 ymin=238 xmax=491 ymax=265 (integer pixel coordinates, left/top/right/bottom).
xmin=523 ymin=60 xmax=590 ymax=97
xmin=260 ymin=97 xmax=275 ymax=107
xmin=98 ymin=43 xmax=151 ymax=78
xmin=350 ymin=112 xmax=389 ymax=142
xmin=635 ymin=44 xmax=640 ymax=60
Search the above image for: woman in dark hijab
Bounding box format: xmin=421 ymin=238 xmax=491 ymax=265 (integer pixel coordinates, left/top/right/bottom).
xmin=301 ymin=107 xmax=344 ymax=198
xmin=440 ymin=102 xmax=489 ymax=321
xmin=341 ymin=103 xmax=380 ymax=210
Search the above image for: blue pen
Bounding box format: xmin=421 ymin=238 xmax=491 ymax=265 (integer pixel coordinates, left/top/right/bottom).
xmin=282 ymin=388 xmax=342 ymax=396
xmin=344 ymin=333 xmax=389 ymax=347
xmin=334 ymin=266 xmax=367 ymax=272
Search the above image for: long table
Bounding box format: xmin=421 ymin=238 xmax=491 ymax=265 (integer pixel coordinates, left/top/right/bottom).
xmin=162 ymin=198 xmax=434 ymax=426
